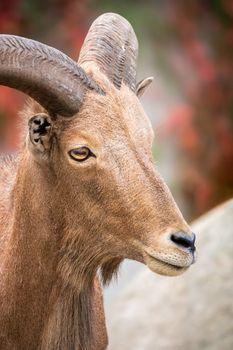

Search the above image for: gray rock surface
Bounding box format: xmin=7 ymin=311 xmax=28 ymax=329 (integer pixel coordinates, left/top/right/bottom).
xmin=106 ymin=199 xmax=233 ymax=350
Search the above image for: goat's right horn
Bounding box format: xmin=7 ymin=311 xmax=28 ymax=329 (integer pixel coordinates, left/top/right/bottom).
xmin=78 ymin=13 xmax=138 ymax=92
xmin=0 ymin=35 xmax=104 ymax=117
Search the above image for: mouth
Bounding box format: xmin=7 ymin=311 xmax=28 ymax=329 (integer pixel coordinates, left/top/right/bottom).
xmin=144 ymin=252 xmax=190 ymax=276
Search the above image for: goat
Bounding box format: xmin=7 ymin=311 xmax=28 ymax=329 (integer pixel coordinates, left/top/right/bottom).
xmin=0 ymin=13 xmax=196 ymax=350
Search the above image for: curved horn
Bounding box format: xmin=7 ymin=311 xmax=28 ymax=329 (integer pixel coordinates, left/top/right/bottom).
xmin=78 ymin=13 xmax=138 ymax=92
xmin=0 ymin=35 xmax=104 ymax=117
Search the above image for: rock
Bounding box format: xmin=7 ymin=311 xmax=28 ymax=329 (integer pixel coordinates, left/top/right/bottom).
xmin=106 ymin=199 xmax=233 ymax=350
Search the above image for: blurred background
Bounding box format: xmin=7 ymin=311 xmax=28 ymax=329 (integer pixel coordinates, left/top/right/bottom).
xmin=1 ymin=0 xmax=233 ymax=344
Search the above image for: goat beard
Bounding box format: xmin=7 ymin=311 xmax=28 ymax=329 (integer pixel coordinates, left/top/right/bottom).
xmin=54 ymin=233 xmax=123 ymax=350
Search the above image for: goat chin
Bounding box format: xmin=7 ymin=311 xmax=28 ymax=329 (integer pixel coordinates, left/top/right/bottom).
xmin=144 ymin=255 xmax=189 ymax=277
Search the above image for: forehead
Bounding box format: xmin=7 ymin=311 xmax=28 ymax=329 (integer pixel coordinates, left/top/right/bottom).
xmin=60 ymin=76 xmax=153 ymax=146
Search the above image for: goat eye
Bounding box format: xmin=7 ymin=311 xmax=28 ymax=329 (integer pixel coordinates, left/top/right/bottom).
xmin=69 ymin=147 xmax=94 ymax=162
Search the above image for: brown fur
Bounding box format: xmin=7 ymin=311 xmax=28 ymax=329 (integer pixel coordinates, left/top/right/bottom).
xmin=0 ymin=66 xmax=193 ymax=349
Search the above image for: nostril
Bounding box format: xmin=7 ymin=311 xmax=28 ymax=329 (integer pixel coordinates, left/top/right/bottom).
xmin=171 ymin=232 xmax=196 ymax=252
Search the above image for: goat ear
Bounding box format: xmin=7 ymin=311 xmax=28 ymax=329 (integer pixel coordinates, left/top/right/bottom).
xmin=136 ymin=77 xmax=154 ymax=97
xmin=28 ymin=114 xmax=53 ymax=155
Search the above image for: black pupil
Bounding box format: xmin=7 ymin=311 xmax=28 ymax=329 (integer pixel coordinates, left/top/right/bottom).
xmin=74 ymin=148 xmax=88 ymax=156
xmin=70 ymin=147 xmax=89 ymax=161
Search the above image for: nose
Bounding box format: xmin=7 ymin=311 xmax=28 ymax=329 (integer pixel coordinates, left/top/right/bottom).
xmin=170 ymin=232 xmax=196 ymax=253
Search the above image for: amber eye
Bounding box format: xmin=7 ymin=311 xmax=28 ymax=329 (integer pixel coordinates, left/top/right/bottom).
xmin=69 ymin=147 xmax=95 ymax=162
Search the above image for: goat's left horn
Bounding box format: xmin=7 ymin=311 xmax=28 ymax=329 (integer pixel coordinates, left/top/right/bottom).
xmin=78 ymin=13 xmax=138 ymax=92
xmin=0 ymin=35 xmax=104 ymax=117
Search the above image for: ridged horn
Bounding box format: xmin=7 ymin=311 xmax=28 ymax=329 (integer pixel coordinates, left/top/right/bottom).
xmin=78 ymin=13 xmax=138 ymax=92
xmin=0 ymin=35 xmax=104 ymax=117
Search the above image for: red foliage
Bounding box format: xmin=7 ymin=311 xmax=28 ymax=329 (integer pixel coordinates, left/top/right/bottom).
xmin=162 ymin=2 xmax=233 ymax=217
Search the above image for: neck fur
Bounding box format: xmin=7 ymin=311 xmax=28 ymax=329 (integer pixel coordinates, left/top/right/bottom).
xmin=56 ymin=226 xmax=122 ymax=349
xmin=0 ymin=154 xmax=122 ymax=349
